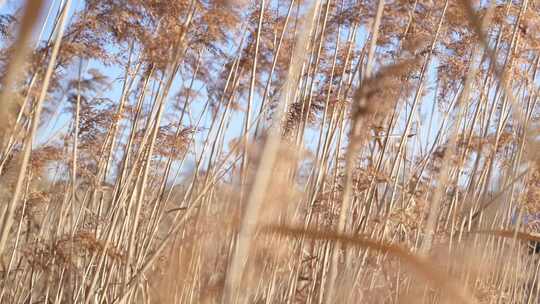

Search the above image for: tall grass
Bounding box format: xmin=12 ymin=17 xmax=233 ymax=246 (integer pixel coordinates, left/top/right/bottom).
xmin=0 ymin=0 xmax=539 ymax=303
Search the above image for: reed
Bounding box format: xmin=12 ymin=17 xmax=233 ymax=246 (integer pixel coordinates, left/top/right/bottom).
xmin=0 ymin=0 xmax=539 ymax=303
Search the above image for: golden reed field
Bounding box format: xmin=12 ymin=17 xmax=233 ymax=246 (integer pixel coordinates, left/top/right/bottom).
xmin=1 ymin=0 xmax=540 ymax=303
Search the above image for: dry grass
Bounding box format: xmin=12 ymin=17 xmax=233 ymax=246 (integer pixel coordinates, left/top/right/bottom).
xmin=0 ymin=0 xmax=540 ymax=303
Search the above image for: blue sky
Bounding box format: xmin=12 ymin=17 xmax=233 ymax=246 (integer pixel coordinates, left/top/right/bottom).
xmin=1 ymin=0 xmax=462 ymax=189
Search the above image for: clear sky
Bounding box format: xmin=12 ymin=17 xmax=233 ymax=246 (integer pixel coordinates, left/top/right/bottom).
xmin=1 ymin=0 xmax=456 ymax=189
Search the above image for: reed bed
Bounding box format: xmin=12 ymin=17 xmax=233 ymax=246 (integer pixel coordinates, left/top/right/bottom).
xmin=0 ymin=0 xmax=540 ymax=303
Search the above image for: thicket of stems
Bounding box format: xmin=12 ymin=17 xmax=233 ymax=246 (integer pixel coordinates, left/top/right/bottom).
xmin=0 ymin=0 xmax=539 ymax=303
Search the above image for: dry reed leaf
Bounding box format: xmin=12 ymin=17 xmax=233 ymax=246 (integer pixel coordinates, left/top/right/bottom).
xmin=264 ymin=225 xmax=478 ymax=304
xmin=472 ymin=229 xmax=540 ymax=244
xmin=0 ymin=0 xmax=45 ymax=131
